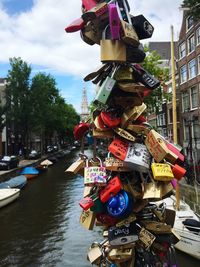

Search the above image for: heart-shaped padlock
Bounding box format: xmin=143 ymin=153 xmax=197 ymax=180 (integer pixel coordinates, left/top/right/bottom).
xmin=106 ymin=190 xmax=133 ymax=218
xmin=73 ymin=122 xmax=90 ymax=140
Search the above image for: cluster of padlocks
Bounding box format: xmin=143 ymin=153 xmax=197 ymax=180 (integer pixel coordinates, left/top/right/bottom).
xmin=65 ymin=1 xmax=186 ymax=266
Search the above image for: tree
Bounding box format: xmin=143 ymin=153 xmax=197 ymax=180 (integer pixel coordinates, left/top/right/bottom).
xmin=5 ymin=57 xmax=32 ymax=155
xmin=142 ymin=46 xmax=170 ymax=114
xmin=182 ymin=0 xmax=200 ymax=19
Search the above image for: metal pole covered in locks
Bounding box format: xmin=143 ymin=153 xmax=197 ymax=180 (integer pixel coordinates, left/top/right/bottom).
xmin=64 ymin=1 xmax=185 ymax=266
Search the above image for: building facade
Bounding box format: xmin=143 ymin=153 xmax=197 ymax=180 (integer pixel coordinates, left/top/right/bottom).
xmin=177 ymin=12 xmax=200 ymax=179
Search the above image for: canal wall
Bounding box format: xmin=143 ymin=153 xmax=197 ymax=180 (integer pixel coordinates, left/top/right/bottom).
xmin=180 ymin=182 xmax=200 ymax=215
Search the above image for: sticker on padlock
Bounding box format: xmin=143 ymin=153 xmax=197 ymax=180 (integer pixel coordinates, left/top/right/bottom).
xmin=151 ymin=162 xmax=174 ymax=182
xmin=108 ymin=223 xmax=138 ymax=246
xmin=109 ymin=138 xmax=151 ymax=172
xmin=84 ymin=158 xmax=107 ymax=186
xmin=93 ymin=65 xmax=119 ymax=105
xmin=99 ymin=176 xmax=123 ymax=203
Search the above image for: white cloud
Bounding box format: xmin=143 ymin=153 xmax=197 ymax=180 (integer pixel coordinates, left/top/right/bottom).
xmin=0 ymin=0 xmax=183 ymax=78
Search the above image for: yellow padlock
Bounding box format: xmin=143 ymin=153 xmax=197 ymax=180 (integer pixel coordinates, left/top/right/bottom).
xmin=151 ymin=162 xmax=174 ymax=181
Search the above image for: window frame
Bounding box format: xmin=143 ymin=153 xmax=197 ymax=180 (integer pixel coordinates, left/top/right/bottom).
xmin=188 ymin=58 xmax=196 ymax=80
xmin=187 ymin=34 xmax=195 ymax=54
xmin=197 ymin=27 xmax=200 ymax=46
xmin=180 ymin=64 xmax=187 ymax=84
xmin=186 ymin=16 xmax=194 ymax=31
xmin=182 ymin=91 xmax=190 ymax=112
xmin=179 ymin=41 xmax=186 ymax=59
xmin=190 ymin=86 xmax=198 ymax=110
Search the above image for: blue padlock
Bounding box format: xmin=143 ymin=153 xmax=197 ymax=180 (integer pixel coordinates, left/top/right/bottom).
xmin=106 ymin=190 xmax=133 ymax=218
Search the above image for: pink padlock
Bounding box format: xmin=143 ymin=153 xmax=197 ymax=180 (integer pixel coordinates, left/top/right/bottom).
xmin=108 ymin=3 xmax=120 ymax=40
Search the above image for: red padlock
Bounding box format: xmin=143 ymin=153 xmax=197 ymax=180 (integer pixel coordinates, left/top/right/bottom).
xmin=100 ymin=176 xmax=122 ymax=203
xmin=171 ymin=164 xmax=186 ymax=181
xmin=166 ymin=142 xmax=184 ymax=163
xmin=100 ymin=111 xmax=121 ymax=128
xmin=65 ymin=18 xmax=85 ymax=33
xmin=108 ymin=138 xmax=129 ymax=161
xmin=94 ymin=114 xmax=108 ymax=130
xmin=82 ymin=0 xmax=98 ymax=11
xmin=134 ymin=115 xmax=147 ymax=124
xmin=79 ymin=196 xmax=94 ymax=210
xmin=73 ymin=122 xmax=90 ymax=140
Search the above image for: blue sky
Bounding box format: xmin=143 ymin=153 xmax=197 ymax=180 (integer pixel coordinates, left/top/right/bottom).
xmin=0 ymin=0 xmax=183 ymax=113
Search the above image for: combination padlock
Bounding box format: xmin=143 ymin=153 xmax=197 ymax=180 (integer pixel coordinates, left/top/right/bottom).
xmin=106 ymin=190 xmax=133 ymax=218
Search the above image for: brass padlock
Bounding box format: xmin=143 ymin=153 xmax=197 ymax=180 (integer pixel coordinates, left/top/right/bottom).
xmin=104 ymin=152 xmax=131 ymax=172
xmin=79 ymin=209 xmax=96 ymax=230
xmin=92 ymin=128 xmax=114 ymax=138
xmin=87 ymin=244 xmax=102 ymax=265
xmin=118 ymin=82 xmax=145 ymax=93
xmin=65 ymin=154 xmax=87 ymax=175
xmin=108 ymin=247 xmax=133 ymax=263
xmin=120 ymin=20 xmax=139 ymax=47
xmin=120 ymin=103 xmax=147 ymax=128
xmin=114 ymin=65 xmax=134 ymax=82
xmin=114 ymin=127 xmax=135 ymax=142
xmin=138 ymin=227 xmax=156 ymax=249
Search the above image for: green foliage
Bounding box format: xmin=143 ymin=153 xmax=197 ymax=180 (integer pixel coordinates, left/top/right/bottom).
xmin=5 ymin=57 xmax=79 ymax=152
xmin=142 ymin=46 xmax=170 ymax=113
xmin=182 ymin=0 xmax=200 ymax=19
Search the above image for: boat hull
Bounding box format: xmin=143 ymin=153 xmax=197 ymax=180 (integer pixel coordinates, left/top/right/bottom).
xmin=0 ymin=188 xmax=20 ymax=208
xmin=24 ymin=174 xmax=38 ymax=180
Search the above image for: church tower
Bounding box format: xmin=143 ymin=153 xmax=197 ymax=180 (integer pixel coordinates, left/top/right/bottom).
xmin=80 ymin=87 xmax=89 ymax=122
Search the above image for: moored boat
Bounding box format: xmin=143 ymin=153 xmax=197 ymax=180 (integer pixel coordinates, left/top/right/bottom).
xmin=21 ymin=166 xmax=39 ymax=179
xmin=0 ymin=188 xmax=20 ymax=208
xmin=154 ymin=195 xmax=200 ymax=260
xmin=5 ymin=175 xmax=27 ymax=189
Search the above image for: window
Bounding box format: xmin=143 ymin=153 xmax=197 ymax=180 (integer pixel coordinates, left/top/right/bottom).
xmin=188 ymin=35 xmax=195 ymax=53
xmin=188 ymin=59 xmax=196 ymax=79
xmin=197 ymin=27 xmax=200 ymax=45
xmin=180 ymin=65 xmax=187 ymax=83
xmin=187 ymin=16 xmax=194 ymax=30
xmin=182 ymin=91 xmax=190 ymax=111
xmin=198 ymin=55 xmax=200 ymax=74
xmin=179 ymin=42 xmax=186 ymax=59
xmin=190 ymin=86 xmax=198 ymax=109
xmin=184 ymin=120 xmax=189 ymax=141
xmin=168 ymin=108 xmax=173 ymax=123
xmin=193 ymin=117 xmax=200 ymax=140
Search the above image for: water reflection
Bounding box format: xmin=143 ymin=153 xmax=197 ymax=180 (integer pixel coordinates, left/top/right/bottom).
xmin=0 ymin=149 xmax=199 ymax=267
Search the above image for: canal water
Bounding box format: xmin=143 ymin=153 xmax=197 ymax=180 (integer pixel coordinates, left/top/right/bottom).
xmin=0 ymin=149 xmax=199 ymax=267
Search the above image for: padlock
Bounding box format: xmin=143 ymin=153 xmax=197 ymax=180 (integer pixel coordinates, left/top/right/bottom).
xmin=82 ymin=0 xmax=98 ymax=12
xmin=114 ymin=66 xmax=134 ymax=82
xmin=93 ymin=65 xmax=118 ymax=105
xmin=108 ymin=223 xmax=138 ymax=246
xmin=87 ymin=243 xmax=102 ymax=265
xmin=65 ymin=155 xmax=86 ymax=175
xmin=132 ymin=64 xmax=160 ymax=89
xmin=127 ymin=124 xmax=150 ymax=136
xmin=165 ymin=161 xmax=186 ymax=181
xmin=79 ymin=209 xmax=96 ymax=230
xmin=99 ymin=176 xmax=123 ymax=203
xmin=100 ymin=110 xmax=121 ymax=128
xmin=165 ymin=141 xmax=184 ymax=163
xmin=79 ymin=195 xmax=95 ymax=210
xmin=113 ymin=127 xmax=135 ymax=142
xmin=126 ymin=43 xmax=146 ymax=63
xmin=113 ymin=94 xmax=143 ymax=108
xmin=94 ymin=114 xmax=108 ymax=130
xmin=138 ymin=227 xmax=156 ymax=249
xmin=145 ymin=130 xmax=178 ymax=163
xmin=120 ymin=20 xmax=139 ymax=46
xmin=104 ymin=152 xmax=132 ymax=172
xmin=100 ymin=26 xmax=126 ymax=62
xmin=108 ymin=247 xmax=134 ymax=263
xmin=80 ymin=21 xmax=102 ymax=45
xmin=65 ymin=17 xmax=85 ymax=33
xmin=106 ymin=190 xmax=133 ymax=218
xmin=118 ymin=82 xmax=145 ymax=93
xmin=73 ymin=122 xmax=90 ymax=140
xmin=108 ymin=3 xmax=120 ymax=40
xmin=131 ymin=14 xmax=154 ymax=40
xmin=116 ymin=214 xmax=137 ymax=227
xmin=92 ymin=128 xmax=114 ymax=138
xmin=84 ymin=158 xmax=107 ymax=186
xmin=108 ymin=138 xmax=151 ymax=172
xmin=82 ymin=1 xmax=108 ymax=22
xmin=141 ymin=221 xmax=172 ymax=234
xmin=151 ymin=162 xmax=174 ymax=182
xmin=120 ymin=103 xmax=147 ymax=128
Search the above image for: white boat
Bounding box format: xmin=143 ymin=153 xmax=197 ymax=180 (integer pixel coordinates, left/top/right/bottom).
xmin=0 ymin=188 xmax=20 ymax=208
xmin=154 ymin=195 xmax=200 ymax=260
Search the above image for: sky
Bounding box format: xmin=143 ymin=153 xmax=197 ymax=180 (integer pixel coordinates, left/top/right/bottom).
xmin=0 ymin=0 xmax=183 ymax=113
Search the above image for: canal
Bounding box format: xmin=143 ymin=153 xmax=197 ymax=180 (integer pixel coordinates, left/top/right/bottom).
xmin=0 ymin=149 xmax=199 ymax=267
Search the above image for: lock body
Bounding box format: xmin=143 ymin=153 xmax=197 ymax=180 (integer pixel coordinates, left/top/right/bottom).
xmin=100 ymin=176 xmax=123 ymax=203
